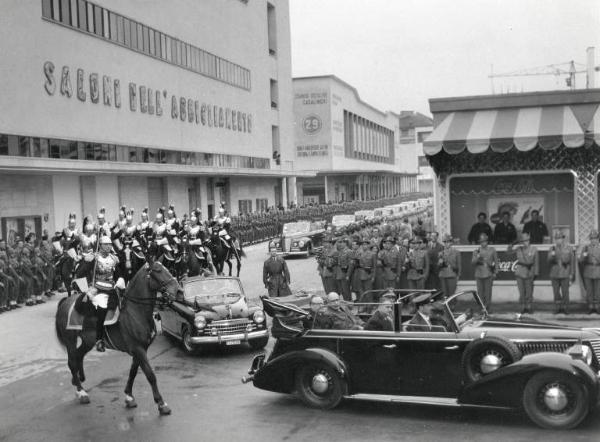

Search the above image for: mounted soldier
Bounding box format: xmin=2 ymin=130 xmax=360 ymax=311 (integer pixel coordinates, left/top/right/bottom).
xmin=95 ymin=208 xmax=111 ymax=238
xmin=54 ymin=213 xmax=80 ymax=297
xmin=137 ymin=207 xmax=153 ymax=251
xmin=119 ymin=209 xmax=146 ymax=284
xmin=74 ymin=235 xmax=125 ymax=352
xmin=181 ymin=208 xmax=215 ymax=277
xmin=152 ymin=208 xmax=174 ymax=262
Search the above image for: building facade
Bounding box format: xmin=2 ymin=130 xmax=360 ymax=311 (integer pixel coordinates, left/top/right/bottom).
xmin=292 ymin=76 xmax=417 ymax=205
xmin=397 ymin=111 xmax=434 ymax=193
xmin=0 ymin=0 xmax=306 ymax=241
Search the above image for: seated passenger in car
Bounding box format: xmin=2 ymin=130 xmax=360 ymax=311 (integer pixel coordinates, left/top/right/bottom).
xmin=326 ymin=292 xmax=364 ymax=330
xmin=302 ymin=294 xmax=332 ymax=329
xmin=404 ymin=293 xmax=444 ymax=332
xmin=429 ymin=302 xmax=450 ymax=331
xmin=364 ymin=299 xmax=394 ymax=331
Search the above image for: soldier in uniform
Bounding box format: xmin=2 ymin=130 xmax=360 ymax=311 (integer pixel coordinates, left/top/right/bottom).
xmin=95 ymin=208 xmax=111 ymax=237
xmin=334 ymin=237 xmax=353 ymax=301
xmin=165 ymin=204 xmax=181 ymax=251
xmin=138 ymin=207 xmax=154 ymax=250
xmin=321 ymin=236 xmax=338 ymax=295
xmin=472 ymin=233 xmax=497 ymax=312
xmin=152 ymin=208 xmax=173 ymax=260
xmin=579 ymin=229 xmax=600 ymax=314
xmin=548 ymin=231 xmax=575 ymax=314
xmin=0 ymin=250 xmax=13 ymax=311
xmin=262 ymin=250 xmax=291 ymax=297
xmin=348 ymin=236 xmax=362 ymax=301
xmin=438 ymin=234 xmax=461 ymax=299
xmin=508 ymin=232 xmax=539 ymax=314
xmin=77 ymin=235 xmax=125 ymax=352
xmin=379 ymin=236 xmax=402 ymax=290
xmin=354 ymin=238 xmax=377 ymax=299
xmin=406 ymin=237 xmax=429 ymax=290
xmin=186 ymin=209 xmax=215 ymax=275
xmin=19 ymin=247 xmax=39 ymax=306
xmin=426 ymin=232 xmax=444 ymax=290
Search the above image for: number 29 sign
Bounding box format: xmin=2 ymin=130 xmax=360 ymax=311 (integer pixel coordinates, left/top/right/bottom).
xmin=302 ymin=114 xmax=322 ymax=135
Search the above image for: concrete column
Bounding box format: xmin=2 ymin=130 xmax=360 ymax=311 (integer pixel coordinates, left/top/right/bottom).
xmin=357 ymin=175 xmax=362 ymax=201
xmin=52 ymin=175 xmax=82 ymax=235
xmin=198 ymin=176 xmax=209 ymax=220
xmin=165 ymin=176 xmax=189 ymax=215
xmin=95 ymin=175 xmax=119 ymax=221
xmin=287 ymin=176 xmax=297 ymax=206
xmin=281 ymin=177 xmax=288 ymax=208
xmin=323 ymin=175 xmax=328 ymax=203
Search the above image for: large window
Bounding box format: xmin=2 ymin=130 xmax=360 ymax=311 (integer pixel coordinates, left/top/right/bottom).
xmin=343 ymin=110 xmax=394 ymax=164
xmin=41 ymin=0 xmax=251 ymax=90
xmin=238 ymin=199 xmax=252 ymax=214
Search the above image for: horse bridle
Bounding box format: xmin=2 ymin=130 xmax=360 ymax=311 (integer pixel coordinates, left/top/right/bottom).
xmin=121 ymin=263 xmax=179 ymax=306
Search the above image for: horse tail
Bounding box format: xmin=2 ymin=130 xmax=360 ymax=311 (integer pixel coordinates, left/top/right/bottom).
xmin=55 ymin=297 xmax=69 ymax=349
xmin=238 ymin=243 xmax=246 ymax=258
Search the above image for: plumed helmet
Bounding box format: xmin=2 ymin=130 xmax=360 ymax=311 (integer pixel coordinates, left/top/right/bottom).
xmin=167 ymin=204 xmax=175 ymax=217
xmin=156 ymin=207 xmax=165 ymax=221
xmin=99 ymin=235 xmax=112 ymax=245
xmin=141 ymin=207 xmax=149 ymax=220
xmin=68 ymin=213 xmax=77 ymax=227
xmin=218 ymin=207 xmax=225 ymax=215
xmin=126 ymin=209 xmax=134 ymax=222
xmin=97 ymin=207 xmax=106 ymax=220
xmin=119 ymin=205 xmax=127 ymax=218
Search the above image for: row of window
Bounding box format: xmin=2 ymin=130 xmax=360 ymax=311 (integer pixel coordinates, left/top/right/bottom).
xmin=343 ymin=110 xmax=395 ymax=164
xmin=0 ymin=134 xmax=270 ymax=169
xmin=41 ymin=0 xmax=251 ymax=90
xmin=238 ymin=198 xmax=270 ymax=215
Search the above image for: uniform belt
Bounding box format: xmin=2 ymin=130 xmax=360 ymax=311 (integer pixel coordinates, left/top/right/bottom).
xmin=360 ymin=267 xmax=372 ymax=271
xmin=384 ymin=266 xmax=397 ymax=273
xmin=339 ymin=267 xmax=348 ymax=271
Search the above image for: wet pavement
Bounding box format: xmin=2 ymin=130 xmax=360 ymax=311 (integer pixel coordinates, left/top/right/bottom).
xmin=1 ymin=242 xmax=600 ymax=441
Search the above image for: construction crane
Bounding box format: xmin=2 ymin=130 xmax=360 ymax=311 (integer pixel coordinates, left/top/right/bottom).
xmin=488 ymin=61 xmax=587 ymax=93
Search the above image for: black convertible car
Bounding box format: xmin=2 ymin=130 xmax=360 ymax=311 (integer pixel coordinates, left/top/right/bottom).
xmin=242 ymin=290 xmax=600 ymax=430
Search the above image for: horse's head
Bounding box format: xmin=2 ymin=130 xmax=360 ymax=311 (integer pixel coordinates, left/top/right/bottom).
xmin=144 ymin=261 xmax=182 ymax=302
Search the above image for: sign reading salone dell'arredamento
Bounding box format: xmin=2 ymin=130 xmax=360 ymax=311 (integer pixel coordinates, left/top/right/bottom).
xmin=42 ymin=61 xmax=253 ymax=133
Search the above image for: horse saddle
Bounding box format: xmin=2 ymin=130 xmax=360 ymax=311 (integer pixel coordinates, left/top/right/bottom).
xmin=66 ymin=299 xmax=120 ymax=331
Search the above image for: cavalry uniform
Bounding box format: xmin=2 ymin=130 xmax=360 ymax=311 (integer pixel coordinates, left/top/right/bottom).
xmin=153 ymin=220 xmax=174 ymax=261
xmin=548 ymin=237 xmax=575 ymax=313
xmin=471 ymin=238 xmax=497 ymax=311
xmin=406 ymin=245 xmax=429 ymax=290
xmin=262 ymin=254 xmax=291 ymax=297
xmin=186 ymin=216 xmax=214 ymax=275
xmin=579 ymin=230 xmax=600 ymax=313
xmin=138 ymin=209 xmax=154 ymax=249
xmin=438 ymin=235 xmax=461 ymax=298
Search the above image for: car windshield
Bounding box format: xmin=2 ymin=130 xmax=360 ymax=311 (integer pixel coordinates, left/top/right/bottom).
xmin=283 ymin=222 xmax=310 ymax=234
xmin=445 ymin=291 xmax=488 ymax=329
xmin=183 ymin=278 xmax=244 ymax=305
xmin=331 ymin=215 xmax=355 ymax=226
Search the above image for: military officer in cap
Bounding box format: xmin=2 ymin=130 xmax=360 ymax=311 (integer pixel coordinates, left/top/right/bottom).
xmin=77 ymin=235 xmax=125 ymax=351
xmin=334 ymin=237 xmax=353 ymax=301
xmin=319 ymin=236 xmax=338 ymax=294
xmin=406 ymin=237 xmax=429 ymax=290
xmin=262 ymin=250 xmax=291 ymax=297
xmin=353 ymin=238 xmax=377 ymax=298
xmin=548 ymin=230 xmax=575 ymax=314
xmin=579 ymin=229 xmax=600 ymax=314
xmin=438 ymin=233 xmax=461 ymax=298
xmin=472 ymin=233 xmax=497 ymax=312
xmin=508 ymin=231 xmax=538 ymax=314
xmin=405 ymin=293 xmax=436 ymax=331
xmin=379 ymin=236 xmax=402 ymax=290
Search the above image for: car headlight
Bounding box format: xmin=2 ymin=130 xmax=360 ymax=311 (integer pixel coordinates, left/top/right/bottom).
xmin=194 ymin=315 xmax=206 ymax=329
xmin=269 ymin=241 xmax=275 ymax=247
xmin=292 ymin=241 xmax=298 ymax=247
xmin=298 ymin=240 xmax=305 ymax=247
xmin=567 ymin=344 xmax=593 ymax=365
xmin=253 ymin=310 xmax=265 ymax=324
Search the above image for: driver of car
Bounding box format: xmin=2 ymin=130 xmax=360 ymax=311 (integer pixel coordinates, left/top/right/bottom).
xmin=404 ymin=293 xmax=444 ymax=332
xmin=325 ymin=292 xmax=364 ymax=330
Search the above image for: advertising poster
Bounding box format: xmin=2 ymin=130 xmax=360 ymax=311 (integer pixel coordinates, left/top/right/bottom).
xmin=486 ymin=195 xmax=545 ymax=234
xmin=293 ymin=89 xmax=330 ymax=167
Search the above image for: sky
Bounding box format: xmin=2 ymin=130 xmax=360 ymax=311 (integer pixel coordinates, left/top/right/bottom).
xmin=289 ymin=0 xmax=600 ymax=116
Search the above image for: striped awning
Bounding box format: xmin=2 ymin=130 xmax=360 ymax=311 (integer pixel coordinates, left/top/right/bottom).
xmin=423 ymin=105 xmax=585 ymax=155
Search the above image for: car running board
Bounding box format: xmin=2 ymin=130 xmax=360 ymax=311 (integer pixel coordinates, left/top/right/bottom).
xmin=345 ymin=394 xmax=511 ymax=410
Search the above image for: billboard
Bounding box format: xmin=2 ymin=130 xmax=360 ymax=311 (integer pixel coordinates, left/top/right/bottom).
xmin=294 ymin=89 xmax=331 ymax=167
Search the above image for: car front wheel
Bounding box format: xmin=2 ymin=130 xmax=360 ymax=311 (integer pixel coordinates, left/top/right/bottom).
xmin=295 ymin=363 xmax=346 ymax=409
xmin=248 ymin=336 xmax=269 ymax=350
xmin=523 ymin=370 xmax=589 ymax=430
xmin=181 ymin=326 xmax=201 ymax=356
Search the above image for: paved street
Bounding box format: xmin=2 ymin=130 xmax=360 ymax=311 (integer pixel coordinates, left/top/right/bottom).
xmin=1 ymin=242 xmax=600 ymax=441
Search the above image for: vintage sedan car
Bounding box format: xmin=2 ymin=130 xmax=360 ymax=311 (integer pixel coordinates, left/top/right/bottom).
xmin=159 ymin=276 xmax=269 ymax=355
xmin=268 ymin=220 xmax=326 ymax=257
xmin=242 ymin=290 xmax=600 ymax=430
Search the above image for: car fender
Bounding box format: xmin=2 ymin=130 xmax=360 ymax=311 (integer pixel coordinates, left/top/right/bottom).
xmin=253 ymin=347 xmax=349 ymax=394
xmin=459 ymin=352 xmax=598 ymax=408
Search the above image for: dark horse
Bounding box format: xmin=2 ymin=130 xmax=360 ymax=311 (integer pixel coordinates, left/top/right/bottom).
xmin=118 ymin=240 xmax=147 ymax=284
xmin=179 ymin=237 xmax=215 ymax=279
xmin=206 ymin=225 xmax=244 ymax=277
xmin=55 ymin=261 xmax=180 ymax=414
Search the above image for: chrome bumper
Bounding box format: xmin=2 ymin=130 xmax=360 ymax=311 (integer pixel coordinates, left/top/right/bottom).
xmin=269 ymin=249 xmax=307 ymax=256
xmin=190 ymin=328 xmax=269 ymax=344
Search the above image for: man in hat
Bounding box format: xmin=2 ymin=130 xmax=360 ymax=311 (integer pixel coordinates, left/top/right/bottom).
xmin=353 ymin=238 xmax=377 ymax=298
xmin=579 ymin=229 xmax=600 ymax=314
xmin=522 ymin=210 xmax=549 ymax=244
xmin=379 ymin=236 xmax=402 ymax=290
xmin=405 ymin=293 xmax=435 ymax=331
xmin=426 ymin=232 xmax=444 ymax=290
xmin=325 ymin=292 xmax=363 ymax=330
xmin=320 ymin=236 xmax=338 ymax=294
xmin=438 ymin=234 xmax=461 ymax=299
xmin=508 ymin=231 xmax=538 ymax=314
xmin=467 ymin=212 xmax=493 ymax=245
xmin=548 ymin=231 xmax=575 ymax=314
xmin=406 ymin=237 xmax=429 ymax=290
xmin=472 ymin=233 xmax=497 ymax=312
xmin=334 ymin=237 xmax=353 ymax=301
xmin=262 ymin=250 xmax=291 ymax=297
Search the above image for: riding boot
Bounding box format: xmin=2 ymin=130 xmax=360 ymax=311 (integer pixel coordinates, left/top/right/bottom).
xmin=96 ymin=307 xmax=108 ymax=352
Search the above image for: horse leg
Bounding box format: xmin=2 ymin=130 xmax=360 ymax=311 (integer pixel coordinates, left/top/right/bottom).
xmin=133 ymin=348 xmax=171 ymax=415
xmin=75 ymin=341 xmax=93 ymax=383
xmin=236 ymin=257 xmax=241 ymax=278
xmin=226 ymin=260 xmax=233 ymax=277
xmin=124 ymin=357 xmax=140 ymax=409
xmin=68 ymin=347 xmax=89 ymax=404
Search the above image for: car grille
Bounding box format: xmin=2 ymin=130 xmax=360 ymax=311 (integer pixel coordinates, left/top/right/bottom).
xmin=206 ymin=318 xmax=255 ymax=336
xmin=517 ymin=342 xmax=572 ymax=356
xmin=285 ymin=238 xmax=292 ymax=252
xmin=589 ymin=339 xmax=600 ymax=363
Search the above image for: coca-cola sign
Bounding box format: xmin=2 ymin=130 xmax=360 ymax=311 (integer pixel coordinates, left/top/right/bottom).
xmin=458 ymin=249 xmax=551 ymax=281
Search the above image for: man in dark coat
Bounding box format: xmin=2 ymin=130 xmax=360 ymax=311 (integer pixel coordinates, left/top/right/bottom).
xmin=262 ymin=250 xmax=291 ymax=297
xmin=522 ymin=210 xmax=549 ymax=244
xmin=493 ymin=211 xmax=517 ymax=244
xmin=467 ymin=212 xmax=493 ymax=245
xmin=365 ymin=299 xmax=394 ymax=331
